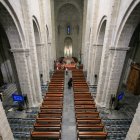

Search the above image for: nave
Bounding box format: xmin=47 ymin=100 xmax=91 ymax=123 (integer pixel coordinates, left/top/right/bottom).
xmin=0 ymin=68 xmax=135 ymax=140
xmin=31 ymin=69 xmax=107 ymax=140
xmin=1 ymin=69 xmax=133 ymax=140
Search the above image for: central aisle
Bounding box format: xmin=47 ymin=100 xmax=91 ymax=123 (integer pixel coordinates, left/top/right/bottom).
xmin=61 ymin=70 xmax=77 ymax=140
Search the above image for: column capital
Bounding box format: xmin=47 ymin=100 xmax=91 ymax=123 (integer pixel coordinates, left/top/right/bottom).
xmin=93 ymin=44 xmax=103 ymax=47
xmin=11 ymin=48 xmax=30 ymax=53
xmin=109 ymin=47 xmax=129 ymax=51
xmin=48 ymin=42 xmax=51 ymax=45
xmin=36 ymin=43 xmax=45 ymax=47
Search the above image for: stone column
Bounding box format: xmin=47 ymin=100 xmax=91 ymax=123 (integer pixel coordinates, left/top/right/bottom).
xmin=26 ymin=52 xmax=42 ymax=105
xmin=48 ymin=42 xmax=54 ymax=71
xmin=89 ymin=44 xmax=96 ymax=84
xmin=83 ymin=46 xmax=88 ymax=71
xmin=95 ymin=0 xmax=122 ymax=107
xmin=36 ymin=43 xmax=48 ymax=84
xmin=0 ymin=101 xmax=14 ymax=140
xmin=46 ymin=42 xmax=52 ymax=82
xmin=86 ymin=42 xmax=91 ymax=81
xmin=11 ymin=48 xmax=34 ymax=107
xmin=98 ymin=48 xmax=115 ymax=107
xmin=90 ymin=44 xmax=103 ymax=85
xmin=125 ymin=102 xmax=140 ymax=140
xmin=36 ymin=43 xmax=43 ymax=75
xmin=98 ymin=47 xmax=128 ymax=108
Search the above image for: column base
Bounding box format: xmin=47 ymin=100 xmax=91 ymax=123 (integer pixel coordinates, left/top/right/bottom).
xmin=95 ymin=99 xmax=106 ymax=108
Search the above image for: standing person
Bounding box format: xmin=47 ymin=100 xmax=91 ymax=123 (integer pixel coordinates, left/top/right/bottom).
xmin=0 ymin=92 xmax=3 ymax=102
xmin=68 ymin=78 xmax=73 ymax=89
xmin=40 ymin=74 xmax=43 ymax=85
xmin=65 ymin=67 xmax=68 ymax=75
xmin=23 ymin=94 xmax=28 ymax=109
xmin=94 ymin=74 xmax=98 ymax=85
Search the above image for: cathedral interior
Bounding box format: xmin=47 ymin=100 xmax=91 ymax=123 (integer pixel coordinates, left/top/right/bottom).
xmin=0 ymin=0 xmax=140 ymax=140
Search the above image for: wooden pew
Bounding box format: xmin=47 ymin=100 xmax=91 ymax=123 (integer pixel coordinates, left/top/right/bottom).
xmin=75 ymin=108 xmax=97 ymax=112
xmin=74 ymin=92 xmax=91 ymax=94
xmin=40 ymin=108 xmax=62 ymax=113
xmin=74 ymin=95 xmax=92 ymax=98
xmin=41 ymin=105 xmax=63 ymax=109
xmin=38 ymin=113 xmax=62 ymax=118
xmin=77 ymin=124 xmax=104 ymax=131
xmin=76 ymin=118 xmax=101 ymax=124
xmin=76 ymin=112 xmax=99 ymax=118
xmin=36 ymin=118 xmax=61 ymax=124
xmin=74 ymin=101 xmax=95 ymax=105
xmin=38 ymin=112 xmax=62 ymax=118
xmin=31 ymin=131 xmax=61 ymax=140
xmin=49 ymin=83 xmax=64 ymax=86
xmin=75 ymin=105 xmax=96 ymax=109
xmin=77 ymin=131 xmax=107 ymax=140
xmin=46 ymin=91 xmax=63 ymax=94
xmin=43 ymin=97 xmax=63 ymax=101
xmin=42 ymin=101 xmax=63 ymax=105
xmin=34 ymin=125 xmax=61 ymax=132
xmin=48 ymin=89 xmax=64 ymax=92
xmin=48 ymin=87 xmax=64 ymax=90
xmin=74 ymin=89 xmax=89 ymax=92
xmin=45 ymin=94 xmax=63 ymax=97
xmin=74 ymin=98 xmax=93 ymax=101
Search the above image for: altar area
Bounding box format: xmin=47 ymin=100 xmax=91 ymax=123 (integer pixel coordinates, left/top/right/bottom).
xmin=56 ymin=57 xmax=77 ymax=70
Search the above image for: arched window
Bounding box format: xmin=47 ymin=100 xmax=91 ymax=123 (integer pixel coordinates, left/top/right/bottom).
xmin=67 ymin=25 xmax=70 ymax=35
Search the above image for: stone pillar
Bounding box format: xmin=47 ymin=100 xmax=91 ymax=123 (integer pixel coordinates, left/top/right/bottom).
xmin=36 ymin=43 xmax=43 ymax=75
xmin=99 ymin=48 xmax=115 ymax=107
xmin=11 ymin=48 xmax=35 ymax=107
xmin=0 ymin=101 xmax=14 ymax=140
xmin=48 ymin=42 xmax=53 ymax=71
xmin=125 ymin=102 xmax=140 ymax=140
xmin=96 ymin=47 xmax=128 ymax=108
xmin=36 ymin=43 xmax=48 ymax=84
xmin=95 ymin=0 xmax=121 ymax=107
xmin=90 ymin=44 xmax=103 ymax=85
xmin=46 ymin=42 xmax=51 ymax=81
xmin=83 ymin=46 xmax=88 ymax=71
xmin=88 ymin=45 xmax=94 ymax=84
xmin=86 ymin=42 xmax=91 ymax=81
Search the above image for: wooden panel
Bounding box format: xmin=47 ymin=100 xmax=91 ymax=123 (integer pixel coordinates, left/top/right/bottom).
xmin=127 ymin=64 xmax=140 ymax=95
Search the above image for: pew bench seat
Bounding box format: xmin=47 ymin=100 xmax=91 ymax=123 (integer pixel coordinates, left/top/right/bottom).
xmin=77 ymin=131 xmax=107 ymax=140
xmin=76 ymin=118 xmax=101 ymax=124
xmin=36 ymin=118 xmax=61 ymax=124
xmin=74 ymin=98 xmax=93 ymax=101
xmin=76 ymin=112 xmax=99 ymax=118
xmin=38 ymin=113 xmax=62 ymax=118
xmin=31 ymin=131 xmax=61 ymax=140
xmin=45 ymin=94 xmax=63 ymax=97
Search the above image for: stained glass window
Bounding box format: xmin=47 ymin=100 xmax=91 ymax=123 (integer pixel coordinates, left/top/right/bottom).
xmin=67 ymin=25 xmax=70 ymax=35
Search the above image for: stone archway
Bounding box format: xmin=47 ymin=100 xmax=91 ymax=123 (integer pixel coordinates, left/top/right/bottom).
xmin=0 ymin=1 xmax=39 ymax=108
xmin=0 ymin=1 xmax=25 ymax=93
xmin=32 ymin=17 xmax=42 ymax=75
xmin=91 ymin=18 xmax=107 ymax=85
xmin=0 ymin=24 xmax=18 ymax=86
xmin=0 ymin=1 xmax=26 ymax=139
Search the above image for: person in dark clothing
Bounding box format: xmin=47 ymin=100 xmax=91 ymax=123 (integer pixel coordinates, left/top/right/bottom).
xmin=0 ymin=92 xmax=3 ymax=102
xmin=23 ymin=94 xmax=28 ymax=108
xmin=68 ymin=78 xmax=73 ymax=89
